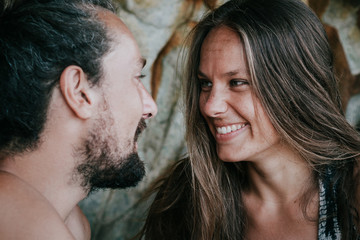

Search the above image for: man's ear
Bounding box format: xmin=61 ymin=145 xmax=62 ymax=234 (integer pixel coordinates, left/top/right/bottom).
xmin=59 ymin=65 xmax=95 ymax=119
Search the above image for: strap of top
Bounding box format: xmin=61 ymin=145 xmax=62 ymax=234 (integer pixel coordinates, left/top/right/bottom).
xmin=318 ymin=179 xmax=341 ymax=240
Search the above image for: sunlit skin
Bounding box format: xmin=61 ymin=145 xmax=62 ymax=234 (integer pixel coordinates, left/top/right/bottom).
xmin=198 ymin=26 xmax=317 ymax=239
xmin=72 ymin=10 xmax=158 ymax=192
xmin=198 ymin=26 xmax=282 ymax=164
xmin=98 ymin=10 xmax=158 ymax=156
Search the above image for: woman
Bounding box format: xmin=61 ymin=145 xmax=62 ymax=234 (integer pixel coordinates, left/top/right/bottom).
xmin=140 ymin=0 xmax=360 ymax=239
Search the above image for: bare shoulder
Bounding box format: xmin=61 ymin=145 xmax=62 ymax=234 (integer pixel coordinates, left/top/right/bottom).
xmin=0 ymin=171 xmax=75 ymax=240
xmin=66 ymin=205 xmax=91 ymax=240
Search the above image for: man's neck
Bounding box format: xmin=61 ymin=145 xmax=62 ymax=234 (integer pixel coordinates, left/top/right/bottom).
xmin=0 ymin=147 xmax=87 ymax=220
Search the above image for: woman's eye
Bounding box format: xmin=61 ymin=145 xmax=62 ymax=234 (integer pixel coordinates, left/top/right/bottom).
xmin=200 ymin=80 xmax=212 ymax=90
xmin=230 ymin=79 xmax=248 ymax=87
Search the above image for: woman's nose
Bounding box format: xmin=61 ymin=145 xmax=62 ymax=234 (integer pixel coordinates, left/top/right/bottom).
xmin=201 ymin=89 xmax=227 ymax=118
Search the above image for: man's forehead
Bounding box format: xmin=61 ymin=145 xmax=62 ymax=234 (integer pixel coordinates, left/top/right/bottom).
xmin=97 ymin=8 xmax=131 ymax=37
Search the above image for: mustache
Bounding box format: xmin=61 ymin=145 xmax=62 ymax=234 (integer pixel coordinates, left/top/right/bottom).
xmin=134 ymin=118 xmax=147 ymax=142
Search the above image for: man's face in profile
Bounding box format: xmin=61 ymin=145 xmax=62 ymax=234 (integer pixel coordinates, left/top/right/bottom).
xmin=74 ymin=11 xmax=156 ymax=193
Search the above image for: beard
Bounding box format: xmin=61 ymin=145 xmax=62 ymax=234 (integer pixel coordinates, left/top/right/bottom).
xmin=74 ymin=107 xmax=147 ymax=194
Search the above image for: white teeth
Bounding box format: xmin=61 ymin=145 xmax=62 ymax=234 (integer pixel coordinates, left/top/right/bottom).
xmin=216 ymin=123 xmax=247 ymax=134
xmin=226 ymin=126 xmax=231 ymax=132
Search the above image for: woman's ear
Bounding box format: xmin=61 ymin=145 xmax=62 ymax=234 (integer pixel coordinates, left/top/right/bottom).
xmin=59 ymin=65 xmax=95 ymax=119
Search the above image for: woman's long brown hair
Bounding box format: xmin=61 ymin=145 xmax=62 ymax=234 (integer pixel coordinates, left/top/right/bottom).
xmin=139 ymin=0 xmax=360 ymax=239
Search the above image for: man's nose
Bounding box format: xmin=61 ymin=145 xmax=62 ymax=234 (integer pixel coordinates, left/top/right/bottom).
xmin=140 ymin=84 xmax=158 ymax=119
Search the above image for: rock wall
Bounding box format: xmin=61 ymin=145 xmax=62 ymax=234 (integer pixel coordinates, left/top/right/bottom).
xmin=79 ymin=0 xmax=360 ymax=239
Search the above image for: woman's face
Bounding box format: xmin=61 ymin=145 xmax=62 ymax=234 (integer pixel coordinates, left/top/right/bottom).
xmin=198 ymin=26 xmax=281 ymax=163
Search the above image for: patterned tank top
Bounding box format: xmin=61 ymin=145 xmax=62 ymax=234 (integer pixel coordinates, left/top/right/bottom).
xmin=318 ymin=180 xmax=341 ymax=239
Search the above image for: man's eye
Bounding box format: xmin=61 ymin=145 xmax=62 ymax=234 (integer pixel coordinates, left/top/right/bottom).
xmin=136 ymin=74 xmax=146 ymax=82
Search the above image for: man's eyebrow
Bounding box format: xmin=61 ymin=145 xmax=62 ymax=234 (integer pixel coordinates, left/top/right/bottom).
xmin=138 ymin=58 xmax=146 ymax=69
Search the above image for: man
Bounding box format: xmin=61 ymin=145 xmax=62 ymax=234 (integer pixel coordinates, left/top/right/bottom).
xmin=0 ymin=0 xmax=157 ymax=239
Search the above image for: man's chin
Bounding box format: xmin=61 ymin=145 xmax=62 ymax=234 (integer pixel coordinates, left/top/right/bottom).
xmin=78 ymin=152 xmax=145 ymax=193
xmin=77 ymin=112 xmax=148 ymax=194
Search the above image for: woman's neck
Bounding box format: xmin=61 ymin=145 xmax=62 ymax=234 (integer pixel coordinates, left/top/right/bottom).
xmin=242 ymin=145 xmax=319 ymax=239
xmin=243 ymin=143 xmax=314 ymax=205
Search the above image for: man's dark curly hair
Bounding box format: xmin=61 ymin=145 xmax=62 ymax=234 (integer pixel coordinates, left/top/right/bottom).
xmin=0 ymin=0 xmax=115 ymax=156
